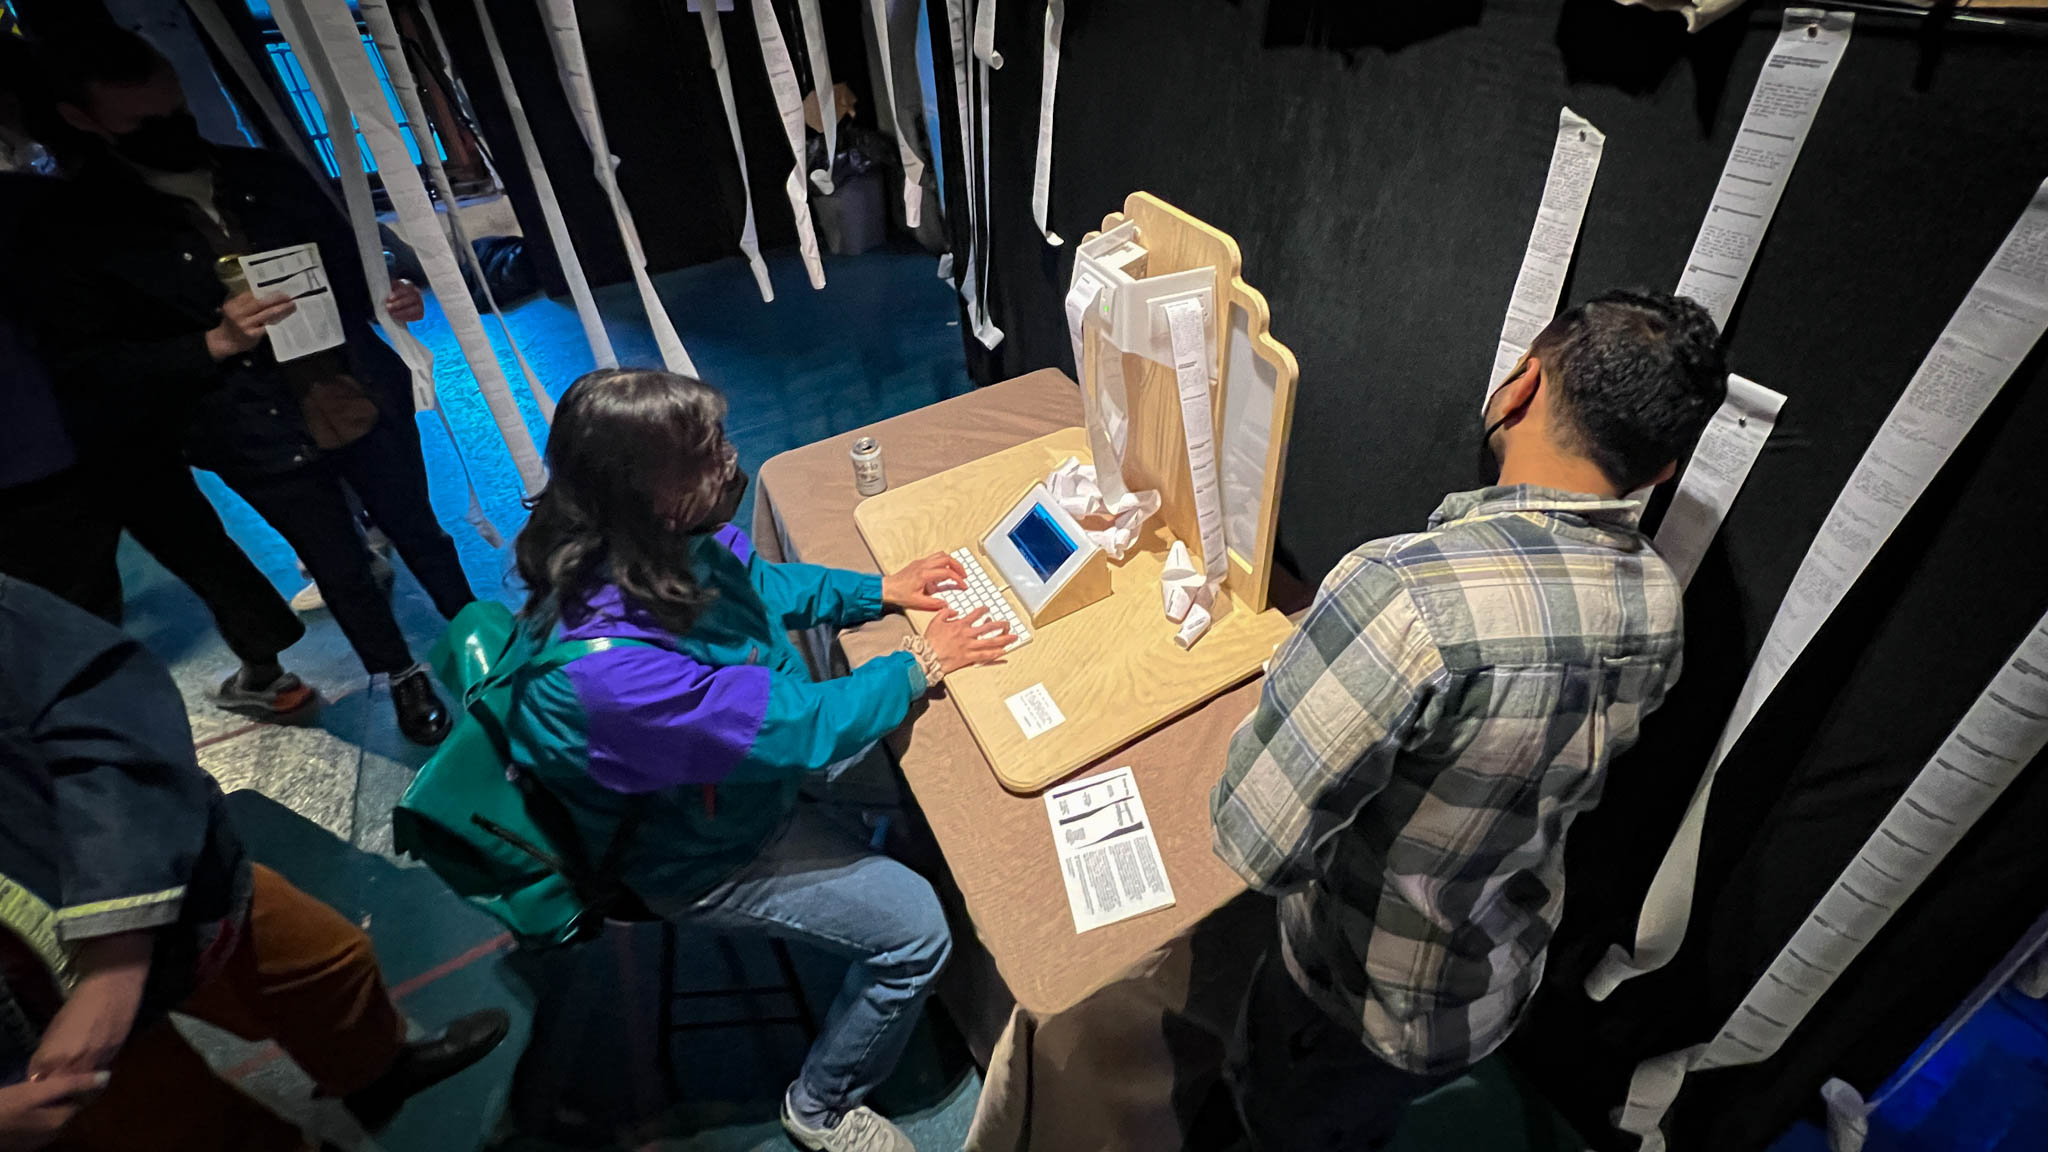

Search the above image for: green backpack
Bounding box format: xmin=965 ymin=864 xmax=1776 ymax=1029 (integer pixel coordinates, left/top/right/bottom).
xmin=393 ymin=601 xmax=649 ymax=949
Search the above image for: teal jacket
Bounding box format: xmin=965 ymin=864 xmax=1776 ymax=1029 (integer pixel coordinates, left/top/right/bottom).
xmin=506 ymin=526 xmax=928 ymax=911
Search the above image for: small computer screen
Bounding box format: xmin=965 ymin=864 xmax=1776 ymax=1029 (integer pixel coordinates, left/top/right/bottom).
xmin=1008 ymin=502 xmax=1078 ymax=581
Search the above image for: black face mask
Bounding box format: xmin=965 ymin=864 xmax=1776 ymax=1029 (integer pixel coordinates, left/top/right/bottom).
xmin=1477 ymin=380 xmax=1519 ymax=487
xmin=111 ymin=110 xmax=209 ymax=173
xmin=687 ymin=467 xmax=750 ymax=534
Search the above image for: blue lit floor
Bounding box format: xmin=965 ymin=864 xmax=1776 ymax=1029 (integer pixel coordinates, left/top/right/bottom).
xmin=125 ymin=245 xmax=978 ymax=1151
xmin=1766 ymin=988 xmax=2048 ymax=1152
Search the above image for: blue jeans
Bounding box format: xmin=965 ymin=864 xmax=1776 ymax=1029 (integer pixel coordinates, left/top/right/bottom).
xmin=676 ymin=798 xmax=952 ymax=1124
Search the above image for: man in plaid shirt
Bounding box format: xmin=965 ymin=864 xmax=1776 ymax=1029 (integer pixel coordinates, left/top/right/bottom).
xmin=1213 ymin=290 xmax=1727 ymax=1150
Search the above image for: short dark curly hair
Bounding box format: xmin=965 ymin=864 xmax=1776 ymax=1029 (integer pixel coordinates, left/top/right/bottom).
xmin=1530 ymin=289 xmax=1728 ymax=491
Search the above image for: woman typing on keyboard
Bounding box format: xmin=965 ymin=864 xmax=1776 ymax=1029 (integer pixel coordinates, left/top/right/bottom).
xmin=505 ymin=369 xmax=1011 ymax=1152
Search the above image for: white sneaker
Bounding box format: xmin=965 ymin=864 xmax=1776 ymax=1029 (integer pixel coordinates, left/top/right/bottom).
xmin=287 ymin=553 xmax=395 ymax=614
xmin=780 ymin=1093 xmax=914 ymax=1152
xmin=290 ymin=580 xmax=326 ymax=613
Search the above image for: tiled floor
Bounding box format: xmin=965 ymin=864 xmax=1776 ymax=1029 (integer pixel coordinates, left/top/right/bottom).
xmin=127 ymin=245 xmax=979 ymax=1151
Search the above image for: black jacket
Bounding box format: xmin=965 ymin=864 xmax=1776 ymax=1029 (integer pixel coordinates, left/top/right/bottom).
xmin=0 ymin=173 xmax=74 ymax=489
xmin=0 ymin=575 xmax=250 ymax=1084
xmin=34 ymin=145 xmax=413 ymax=479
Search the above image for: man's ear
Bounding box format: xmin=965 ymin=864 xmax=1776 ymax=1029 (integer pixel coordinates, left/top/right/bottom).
xmin=1489 ymin=354 xmax=1542 ymax=427
xmin=1649 ymin=459 xmax=1678 ymax=488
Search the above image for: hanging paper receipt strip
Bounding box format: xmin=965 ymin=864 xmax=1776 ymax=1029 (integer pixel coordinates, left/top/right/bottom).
xmin=1643 ymin=10 xmax=1849 ymax=590
xmin=1652 ymin=375 xmax=1786 ymax=588
xmin=701 ymin=1 xmax=775 ymax=301
xmin=794 ymin=0 xmax=839 ymax=194
xmin=469 ymin=0 xmax=616 ymax=368
xmin=1165 ymin=298 xmax=1228 ymax=590
xmin=751 ymin=0 xmax=828 ymax=290
xmin=1676 ymin=9 xmax=1852 ymax=329
xmin=282 ymin=0 xmax=545 ymax=496
xmin=541 ymin=0 xmax=698 ymax=374
xmin=270 ymin=0 xmax=500 ymax=544
xmin=364 ymin=0 xmax=554 ymax=423
xmin=865 ymin=0 xmax=925 ymax=228
xmin=1031 ymin=0 xmax=1066 ymax=245
xmin=1487 ymin=108 xmax=1605 ymax=401
xmin=1611 ymin=606 xmax=2048 ymax=1152
xmin=1589 ymin=178 xmax=2048 ymax=1003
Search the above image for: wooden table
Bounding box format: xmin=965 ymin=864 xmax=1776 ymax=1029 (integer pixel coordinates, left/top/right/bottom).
xmin=751 ymin=369 xmax=1273 ymax=1017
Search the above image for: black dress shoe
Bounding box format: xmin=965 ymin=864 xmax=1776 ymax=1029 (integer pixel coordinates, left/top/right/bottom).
xmin=346 ymin=1008 xmax=510 ymax=1129
xmin=391 ymin=665 xmax=452 ymax=745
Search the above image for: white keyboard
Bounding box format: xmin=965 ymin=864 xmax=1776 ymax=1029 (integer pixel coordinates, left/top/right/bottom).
xmin=938 ymin=547 xmax=1032 ymax=652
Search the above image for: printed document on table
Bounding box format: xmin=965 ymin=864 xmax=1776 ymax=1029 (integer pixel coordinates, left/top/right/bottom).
xmin=238 ymin=243 xmax=344 ymax=361
xmin=1043 ymin=767 xmax=1175 ymax=933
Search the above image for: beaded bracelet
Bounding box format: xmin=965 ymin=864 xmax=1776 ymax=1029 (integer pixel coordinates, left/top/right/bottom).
xmin=901 ymin=634 xmax=946 ymax=687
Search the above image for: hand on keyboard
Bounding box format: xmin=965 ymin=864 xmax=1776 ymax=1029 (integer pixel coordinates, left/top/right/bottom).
xmin=928 ymin=606 xmax=1015 ymax=673
xmin=883 ymin=551 xmax=968 ymax=612
xmin=937 ymin=548 xmax=1034 ymax=652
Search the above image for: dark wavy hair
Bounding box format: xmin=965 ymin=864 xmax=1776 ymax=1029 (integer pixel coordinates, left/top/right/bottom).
xmin=516 ymin=369 xmax=732 ymax=634
xmin=1531 ymin=289 xmax=1728 ymax=491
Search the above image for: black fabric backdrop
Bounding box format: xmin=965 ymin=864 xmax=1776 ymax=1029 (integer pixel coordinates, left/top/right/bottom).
xmin=927 ymin=1 xmax=2048 ymax=1149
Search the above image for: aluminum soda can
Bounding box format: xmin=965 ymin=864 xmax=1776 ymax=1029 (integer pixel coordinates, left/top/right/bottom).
xmin=851 ymin=436 xmax=886 ymax=496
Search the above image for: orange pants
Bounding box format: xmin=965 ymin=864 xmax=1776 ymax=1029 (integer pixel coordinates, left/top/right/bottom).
xmin=52 ymin=865 xmax=407 ymax=1152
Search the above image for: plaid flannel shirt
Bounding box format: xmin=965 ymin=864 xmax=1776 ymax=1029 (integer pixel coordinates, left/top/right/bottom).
xmin=1212 ymin=485 xmax=1684 ymax=1075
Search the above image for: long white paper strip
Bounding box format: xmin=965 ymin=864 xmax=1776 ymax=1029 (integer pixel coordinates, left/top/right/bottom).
xmin=751 ymin=0 xmax=828 ymax=290
xmin=1676 ymin=10 xmax=1852 ymax=328
xmin=1030 ymin=0 xmax=1065 ymax=246
xmin=185 ymin=0 xmax=320 ymax=176
xmin=1166 ymin=298 xmax=1228 ymax=590
xmin=942 ymin=0 xmax=1003 ymax=348
xmin=468 ymin=0 xmax=616 ymax=369
xmin=279 ymin=0 xmax=535 ymax=525
xmin=1065 ymin=271 xmax=1130 ymax=502
xmin=1588 ymin=179 xmax=2048 ymax=1003
xmin=1486 ymin=108 xmax=1606 ymax=402
xmin=1612 ymin=606 xmax=2048 ymax=1152
xmin=264 ymin=0 xmax=430 ymax=401
xmin=973 ymin=0 xmax=1003 ymax=66
xmin=700 ymin=2 xmax=775 ymax=301
xmin=1652 ymin=375 xmax=1786 ymax=588
xmin=793 ymin=0 xmax=839 ymax=195
xmin=865 ymin=0 xmax=925 ymax=228
xmin=360 ymin=0 xmax=553 ymax=423
xmin=540 ymin=0 xmax=697 ymax=375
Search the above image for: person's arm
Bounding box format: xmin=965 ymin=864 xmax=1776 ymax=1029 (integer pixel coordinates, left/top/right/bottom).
xmin=716 ymin=525 xmax=889 ymax=631
xmin=0 ymin=579 xmax=221 ymax=1074
xmin=33 ymin=267 xmax=222 ymax=400
xmin=549 ymin=642 xmax=929 ymax=793
xmin=0 ymin=1073 xmax=111 ymax=1150
xmin=1210 ymin=557 xmax=1443 ymax=894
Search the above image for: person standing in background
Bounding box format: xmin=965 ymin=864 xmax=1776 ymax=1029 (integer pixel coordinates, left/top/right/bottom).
xmin=36 ymin=28 xmax=477 ymax=745
xmin=1211 ymin=290 xmax=1728 ymax=1150
xmin=0 ymin=32 xmax=315 ymax=716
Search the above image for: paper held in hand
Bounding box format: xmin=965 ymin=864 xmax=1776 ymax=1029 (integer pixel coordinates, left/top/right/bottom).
xmin=236 ymin=243 xmax=345 ymax=362
xmin=1043 ymin=767 xmax=1176 ymax=933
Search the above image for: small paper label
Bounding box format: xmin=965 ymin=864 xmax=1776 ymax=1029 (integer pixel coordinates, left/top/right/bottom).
xmin=1043 ymin=767 xmax=1176 ymax=933
xmin=1006 ymin=684 xmax=1065 ymax=739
